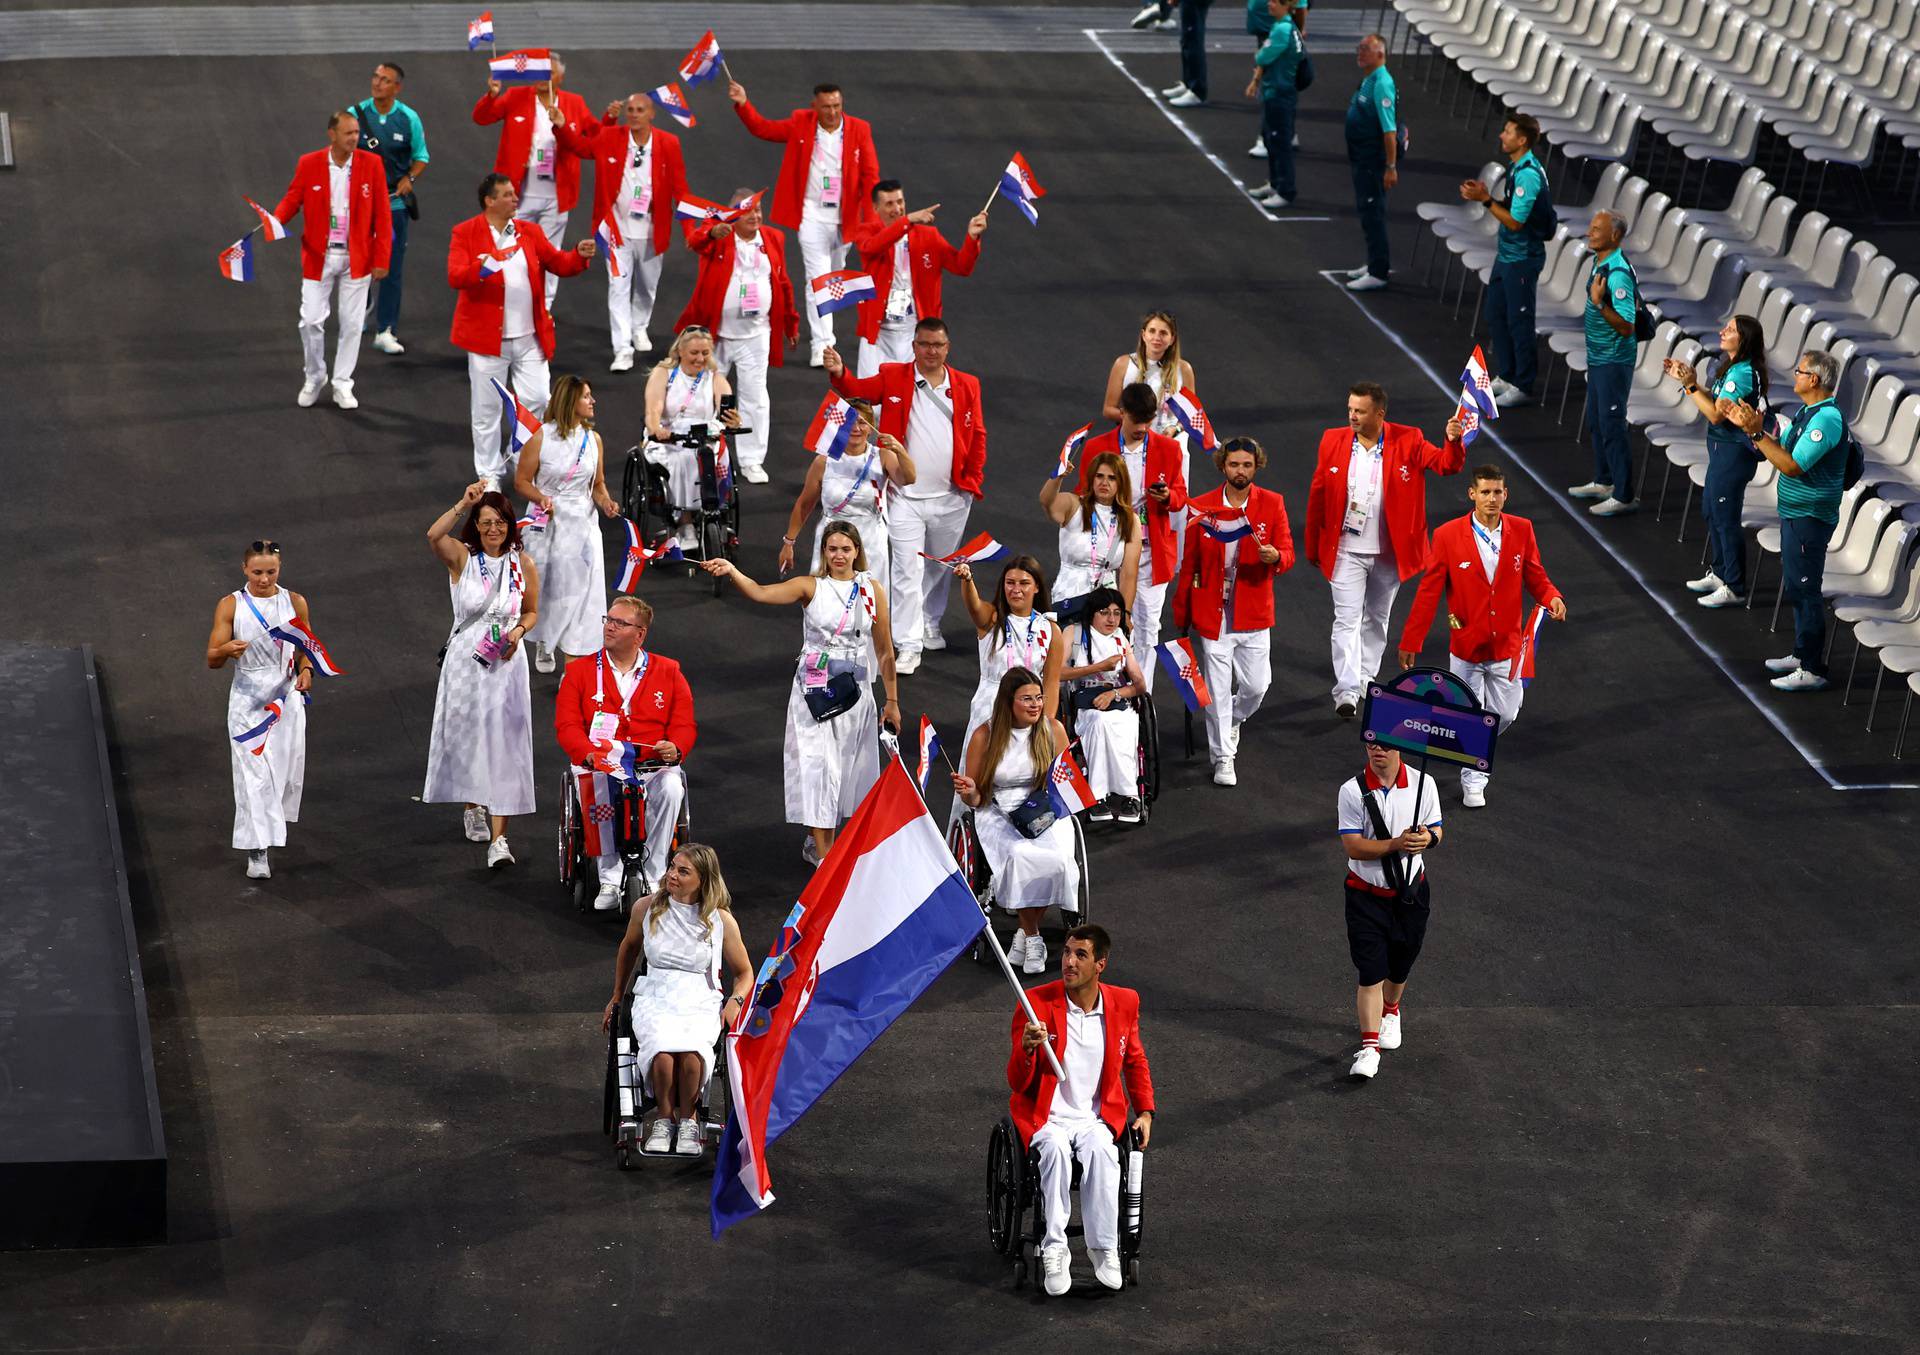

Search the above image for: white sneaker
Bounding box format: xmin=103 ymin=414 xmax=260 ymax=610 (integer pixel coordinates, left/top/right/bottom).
xmin=894 ymin=650 xmax=921 ymax=675
xmin=593 ymin=879 xmax=622 ymax=912
xmin=1493 ymin=385 xmax=1534 ymax=408
xmin=1089 ymin=1247 xmax=1124 ymax=1290
xmin=1350 ymin=1046 xmax=1380 ymax=1079
xmin=922 ymin=631 xmax=948 ymax=652
xmin=609 ymin=349 xmax=635 ymax=372
xmin=675 ymin=523 xmax=699 ymax=552
xmin=1379 ymin=1013 xmax=1403 ymax=1050
xmin=1490 ymin=376 xmax=1514 ymax=397
xmin=1566 ymin=481 xmax=1613 ymax=500
xmin=1771 ymin=668 xmax=1830 ymax=692
xmin=1160 ymin=81 xmax=1190 ymax=98
xmin=633 ymin=332 xmax=653 ymax=354
xmin=1260 ymin=193 xmax=1293 ymax=208
xmin=1345 ymin=265 xmax=1371 ymax=281
xmin=802 ymin=834 xmax=823 ymax=866
xmin=1697 ymin=584 xmax=1743 ymax=608
xmin=1155 ymin=15 xmax=1178 ymax=29
xmin=245 ymin=849 xmax=270 ymax=880
xmin=1004 ymin=932 xmax=1029 ymax=967
xmin=1346 ymin=273 xmax=1389 ymax=292
xmin=463 ymin=806 xmax=490 ymax=842
xmin=1228 ymin=722 xmax=1242 ymax=756
xmin=1764 ymin=654 xmax=1801 ymax=673
xmin=1041 ymin=1242 xmax=1072 ymax=1295
xmin=675 ymin=1119 xmax=704 ymax=1156
xmin=740 ymin=464 xmax=770 ymax=485
xmin=1686 ymin=570 xmax=1724 ymax=594
xmin=1168 ymin=90 xmax=1205 ymax=107
xmin=371 ymin=329 xmax=405 ymax=355
xmin=643 ymin=1118 xmax=673 ymax=1154
xmin=1249 ymin=138 xmax=1268 ymax=159
xmin=487 ymin=835 xmax=514 ymax=868
xmin=1212 ymin=757 xmax=1237 ymax=787
xmin=1462 ymin=785 xmax=1486 ymax=808
xmin=1589 ymin=497 xmax=1638 ymax=517
xmin=331 ymin=382 xmax=359 ymax=410
xmin=1022 ymin=934 xmax=1048 ymax=976
xmin=533 ymin=642 xmax=557 ymax=673
xmin=1290 ymin=132 xmax=1299 ymax=147
xmin=297 ymin=380 xmax=324 ymax=407
xmin=1248 ymin=186 xmax=1282 ymax=205
xmin=1130 ymin=3 xmax=1162 ymax=28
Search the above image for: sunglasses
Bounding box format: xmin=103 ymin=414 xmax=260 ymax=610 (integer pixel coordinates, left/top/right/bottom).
xmin=249 ymin=540 xmax=281 ymax=555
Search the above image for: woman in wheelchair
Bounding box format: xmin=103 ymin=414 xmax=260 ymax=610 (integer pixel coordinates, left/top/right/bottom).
xmin=1060 ymin=587 xmax=1148 ymax=825
xmin=950 ymin=668 xmax=1080 ymax=973
xmin=642 ymin=326 xmax=742 ymax=554
xmin=954 ymin=555 xmax=1064 ymax=751
xmin=602 ymin=843 xmax=752 ymax=1157
xmin=1042 ymin=450 xmax=1141 ymax=612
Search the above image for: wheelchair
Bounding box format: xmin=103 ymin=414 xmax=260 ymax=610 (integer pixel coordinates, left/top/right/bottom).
xmin=556 ymin=761 xmax=691 ymax=915
xmin=1060 ymin=684 xmax=1161 ymax=826
xmin=986 ymin=1115 xmax=1144 ymax=1293
xmin=947 ymin=804 xmax=1091 ymax=968
xmin=620 ymin=424 xmax=746 ymax=595
xmin=602 ymin=963 xmax=730 ymax=1171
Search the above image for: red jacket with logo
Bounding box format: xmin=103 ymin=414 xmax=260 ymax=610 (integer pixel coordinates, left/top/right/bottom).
xmin=1303 ymin=423 xmax=1467 ymax=582
xmin=1006 ymin=981 xmax=1155 ymax=1145
xmin=471 ymin=87 xmax=595 ymax=211
xmin=554 ymin=652 xmax=697 ymax=767
xmin=446 ymin=214 xmax=589 ymax=359
xmin=733 ymin=100 xmax=880 ymax=233
xmin=272 ymin=148 xmax=393 ymax=281
xmin=673 ymin=224 xmax=801 ymax=363
xmin=845 ymin=218 xmax=981 ymax=342
xmin=1075 ymin=429 xmax=1189 ymax=585
xmin=829 ymin=362 xmax=988 ymax=498
xmin=1398 ymin=513 xmax=1562 ymax=666
xmin=554 ymin=121 xmax=688 ymax=257
xmin=1171 ymin=484 xmax=1296 ymax=639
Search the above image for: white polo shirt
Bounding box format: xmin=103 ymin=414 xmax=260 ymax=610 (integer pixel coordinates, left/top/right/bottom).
xmin=1045 ymin=991 xmax=1106 ymax=1126
xmin=901 ymin=370 xmax=955 ymax=500
xmin=1337 ymin=763 xmax=1442 ymax=890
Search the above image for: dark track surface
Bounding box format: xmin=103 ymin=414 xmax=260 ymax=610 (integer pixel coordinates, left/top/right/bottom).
xmin=2 ymin=9 xmax=1916 ymax=1353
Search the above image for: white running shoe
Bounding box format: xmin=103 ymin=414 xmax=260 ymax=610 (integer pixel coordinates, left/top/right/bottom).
xmin=297 ymin=380 xmax=324 ymax=408
xmin=1042 ymin=1242 xmax=1072 ymax=1295
xmin=1346 ymin=273 xmax=1389 ymax=292
xmin=1290 ymin=132 xmax=1299 ymax=147
xmin=533 ymin=642 xmax=556 ymax=673
xmin=331 ymin=382 xmax=359 ymax=410
xmin=1771 ymin=668 xmax=1830 ymax=692
xmin=1249 ymin=138 xmax=1268 ymax=159
xmin=634 ymin=332 xmax=653 ymax=354
xmin=593 ymin=880 xmax=622 ymax=912
xmin=1490 ymin=377 xmax=1514 ymax=397
xmin=1345 ymin=265 xmax=1371 ymax=281
xmin=675 ymin=1119 xmax=704 ymax=1156
xmin=1228 ymin=722 xmax=1242 ymax=756
xmin=740 ymin=465 xmax=770 ymax=484
xmin=1697 ymin=584 xmax=1743 ymax=608
xmin=1248 ymin=186 xmax=1281 ymax=205
xmin=1764 ymin=654 xmax=1801 ymax=673
xmin=1378 ymin=1013 xmax=1402 ymax=1050
xmin=1130 ymin=3 xmax=1162 ymax=28
xmin=1090 ymin=1247 xmax=1124 ymax=1290
xmin=1462 ymin=785 xmax=1487 ymax=808
xmin=1350 ymin=1046 xmax=1380 ymax=1079
xmin=487 ymin=835 xmax=514 ymax=868
xmin=1022 ymin=934 xmax=1048 ymax=975
xmin=371 ymin=329 xmax=405 ymax=355
xmin=1493 ymin=385 xmax=1533 ymax=408
xmin=1168 ymin=90 xmax=1205 ymax=107
xmin=1589 ymin=497 xmax=1638 ymax=517
xmin=894 ymin=650 xmax=922 ymax=675
xmin=922 ymin=629 xmax=948 ymax=651
xmin=644 ymin=1118 xmax=673 ymax=1154
xmin=1155 ymin=16 xmax=1179 ymax=29
xmin=1212 ymin=757 xmax=1237 ymax=787
xmin=245 ymin=849 xmax=270 ymax=880
xmin=1566 ymin=481 xmax=1613 ymax=500
xmin=609 ymin=349 xmax=635 ymax=372
xmin=802 ymin=834 xmax=823 ymax=867
xmin=1160 ymin=81 xmax=1190 ymax=98
xmin=1687 ymin=571 xmax=1724 ymax=593
xmin=463 ymin=806 xmax=490 ymax=842
xmin=676 ymin=523 xmax=699 ymax=552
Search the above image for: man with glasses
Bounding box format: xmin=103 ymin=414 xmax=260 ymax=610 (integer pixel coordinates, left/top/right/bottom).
xmin=823 ymin=318 xmax=987 ymax=673
xmin=554 ymin=595 xmax=698 ymax=910
xmin=351 ymin=62 xmax=429 ymax=356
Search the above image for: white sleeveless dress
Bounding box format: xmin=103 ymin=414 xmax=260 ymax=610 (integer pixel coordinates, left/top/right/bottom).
xmin=783 ymin=571 xmax=881 ymax=828
xmin=1068 ymin=625 xmax=1140 ymax=801
xmin=1054 ymin=504 xmax=1125 ymax=603
xmin=422 ymin=549 xmax=536 ymax=816
xmin=964 ymin=611 xmax=1055 ymax=752
xmin=972 ymin=724 xmax=1080 ymax=915
xmin=811 ymin=444 xmax=891 ymax=597
xmin=644 ymin=366 xmax=722 ymax=512
xmin=1126 ymin=354 xmax=1194 ymax=573
xmin=227 ymin=587 xmax=307 ymax=850
xmin=523 ymin=421 xmax=607 ymax=656
xmin=629 ymin=899 xmax=728 ymax=1083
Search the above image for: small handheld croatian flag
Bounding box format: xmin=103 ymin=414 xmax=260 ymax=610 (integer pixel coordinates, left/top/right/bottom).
xmin=243 ymin=196 xmax=288 ymax=242
xmin=267 ymin=617 xmax=344 ymax=677
xmin=921 ymin=532 xmax=1010 ymax=568
xmin=217 ymin=236 xmax=255 ymax=282
xmin=1197 ymin=508 xmax=1256 ymax=544
xmin=594 ymin=216 xmax=624 ymax=277
xmin=488 ymin=378 xmax=542 ymax=454
xmin=1460 ymin=344 xmax=1499 ymax=420
xmin=616 ymin=518 xmax=684 ymax=590
xmin=809 ymin=269 xmax=877 ymax=316
xmin=232 ymin=701 xmax=284 ymax=756
xmin=679 ymin=30 xmax=725 ymax=86
xmin=589 ymin=738 xmax=644 ymax=781
xmin=1052 ymin=423 xmax=1091 ymax=483
xmin=1455 ymin=400 xmax=1485 ymax=446
xmin=1044 ymin=748 xmax=1098 ymax=819
xmin=467 ymin=10 xmax=494 ymax=49
xmin=649 ymin=81 xmax=697 ymax=128
xmin=804 ymin=392 xmax=858 ymax=460
xmin=517 ymin=501 xmax=550 ymax=534
xmin=1164 ymin=387 xmax=1218 ymax=452
xmin=490 ymin=48 xmax=553 ymax=85
xmin=1509 ymin=603 xmax=1550 ymax=684
xmin=1155 ymin=638 xmax=1213 ymax=712
xmin=998 ymin=152 xmax=1046 ymax=225
xmin=675 ymin=193 xmax=749 ymax=224
xmin=915 ymin=716 xmax=945 ymax=795
xmin=478 ymin=251 xmax=505 ymax=279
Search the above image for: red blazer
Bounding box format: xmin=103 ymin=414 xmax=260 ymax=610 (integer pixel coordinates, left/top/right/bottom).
xmin=1006 ymin=982 xmax=1155 ymax=1145
xmin=554 ymin=652 xmax=698 ymax=766
xmin=555 ymin=121 xmax=688 ymax=257
xmin=845 ymin=218 xmax=981 ymax=343
xmin=674 ymin=224 xmax=801 ymax=363
xmin=1075 ymin=429 xmax=1188 ymax=585
xmin=446 ymin=214 xmax=589 ymax=359
xmin=471 ymin=88 xmax=595 ymax=211
xmin=1399 ymin=513 xmax=1562 ymax=665
xmin=272 ymin=148 xmax=393 ymax=281
xmin=1172 ymin=484 xmax=1295 ymax=639
xmin=733 ymin=100 xmax=880 ymax=233
xmin=1303 ymin=422 xmax=1467 ymax=582
xmin=830 ymin=362 xmax=988 ymax=499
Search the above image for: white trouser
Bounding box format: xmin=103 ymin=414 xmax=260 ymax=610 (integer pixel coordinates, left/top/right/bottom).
xmin=578 ymin=764 xmax=685 ymax=885
xmin=607 ymin=218 xmax=665 ymax=356
xmin=1079 ymin=701 xmax=1141 ymax=801
xmin=797 ymin=217 xmax=850 ymax=349
xmin=1132 ymin=545 xmax=1167 ymax=692
xmin=857 ymin=319 xmax=915 ymax=377
xmin=1031 ymin=1117 xmax=1119 ymax=1252
xmin=515 ymin=191 xmax=568 ymax=308
xmin=1448 ymin=654 xmax=1524 ymax=792
xmin=714 ymin=330 xmax=770 ymax=470
xmin=887 ymin=491 xmax=972 ymax=654
xmin=1199 ymin=628 xmax=1272 ymax=761
xmin=1329 ymin=547 xmax=1401 ymax=703
xmin=299 ymin=251 xmax=371 ymax=391
xmin=467 ymin=335 xmax=550 ymax=480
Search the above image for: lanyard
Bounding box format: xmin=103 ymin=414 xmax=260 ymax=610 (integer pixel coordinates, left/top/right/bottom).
xmin=825 ymin=445 xmax=880 ymax=517
xmin=1088 ymin=505 xmax=1119 ymax=574
xmin=1470 ymin=518 xmax=1501 ymax=555
xmin=595 ymin=649 xmax=651 ymax=714
xmin=812 ymin=578 xmax=865 ymax=668
xmin=237 ymin=590 xmax=288 ymax=664
xmin=1349 ymin=434 xmax=1382 ymax=506
xmin=1003 ymin=611 xmax=1045 ymax=668
xmin=474 ymin=550 xmax=520 ymax=613
xmin=554 ymin=426 xmax=592 ymax=493
xmin=666 ymin=366 xmax=709 ymax=418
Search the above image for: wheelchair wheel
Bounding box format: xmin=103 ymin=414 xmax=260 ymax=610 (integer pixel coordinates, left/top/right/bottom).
xmin=619 ymin=445 xmax=646 ymax=521
xmin=1070 ymin=814 xmax=1092 ymax=924
xmin=704 ymin=1035 xmax=730 ymax=1148
xmin=986 ymin=1119 xmax=1022 ymax=1257
xmin=1137 ymin=692 xmax=1161 ymax=806
xmin=702 ymin=515 xmax=728 ymax=594
xmin=559 ymin=770 xmax=594 ymax=912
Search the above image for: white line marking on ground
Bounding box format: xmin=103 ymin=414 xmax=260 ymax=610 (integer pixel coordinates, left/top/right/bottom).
xmin=1317 ymin=268 xmax=1918 ymax=792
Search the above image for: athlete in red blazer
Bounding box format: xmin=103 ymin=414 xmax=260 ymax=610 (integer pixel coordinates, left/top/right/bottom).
xmin=729 ymin=84 xmax=880 ymax=233
xmin=674 ymin=219 xmax=801 ymax=360
xmin=447 ymin=208 xmax=590 ymax=359
xmin=1172 ymin=483 xmax=1295 ymax=639
xmin=1399 ymin=513 xmax=1562 ymax=667
xmin=1006 ymin=979 xmax=1155 ymax=1146
xmin=554 ymin=104 xmax=688 ymax=257
xmin=1076 ymin=426 xmax=1188 ymax=584
xmin=273 ymin=143 xmax=393 ymax=281
xmin=471 ymin=83 xmax=596 ymax=211
xmin=828 ymin=351 xmax=988 ymax=497
xmin=554 ymin=652 xmax=698 ymax=766
xmin=847 ymin=204 xmax=984 ymax=345
xmin=1303 ymin=418 xmax=1467 ymax=582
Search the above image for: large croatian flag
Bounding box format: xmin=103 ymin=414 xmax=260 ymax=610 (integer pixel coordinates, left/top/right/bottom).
xmin=998 ymin=152 xmax=1046 ymax=225
xmin=489 ymin=48 xmax=553 ymax=85
xmin=712 ymin=757 xmax=984 ymax=1235
xmin=809 ymin=269 xmax=877 ymax=316
xmin=1197 ymin=508 xmax=1255 ymax=544
xmin=804 ymin=392 xmax=858 ymax=460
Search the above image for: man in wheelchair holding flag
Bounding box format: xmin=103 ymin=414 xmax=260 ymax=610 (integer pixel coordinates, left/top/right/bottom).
xmin=555 ymin=594 xmax=697 ymax=910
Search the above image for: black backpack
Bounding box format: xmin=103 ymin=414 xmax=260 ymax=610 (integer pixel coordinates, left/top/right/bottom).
xmin=1606 ymin=256 xmax=1661 ymax=343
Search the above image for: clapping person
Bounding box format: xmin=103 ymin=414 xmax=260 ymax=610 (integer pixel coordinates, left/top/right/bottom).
xmin=1059 ymin=588 xmax=1148 ymax=824
xmin=1043 ymin=450 xmax=1141 ymax=612
xmin=513 ymin=374 xmax=617 ymax=674
xmin=423 ymin=482 xmax=541 ymax=867
xmin=777 ymin=398 xmax=915 ymax=584
xmin=702 ymin=522 xmax=901 ymax=865
xmin=955 ymin=556 xmax=1065 ymax=750
xmin=1664 ymin=315 xmax=1769 ymax=609
xmin=642 ymin=326 xmax=742 ymax=552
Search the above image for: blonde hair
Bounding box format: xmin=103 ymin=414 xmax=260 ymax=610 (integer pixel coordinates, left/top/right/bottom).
xmin=1131 ymin=310 xmax=1183 ymax=404
xmin=978 ymin=668 xmax=1055 ymax=794
xmin=1077 ymin=451 xmax=1139 ymax=543
xmin=655 ymin=325 xmax=716 ymax=375
xmin=645 ymin=842 xmax=732 ymax=938
xmin=816 ymin=519 xmax=871 ymax=575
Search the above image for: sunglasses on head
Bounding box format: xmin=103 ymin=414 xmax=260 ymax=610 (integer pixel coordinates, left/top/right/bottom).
xmin=250 ymin=540 xmax=281 ymax=555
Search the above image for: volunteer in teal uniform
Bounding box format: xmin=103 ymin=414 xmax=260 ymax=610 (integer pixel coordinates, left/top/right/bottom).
xmin=1459 ymin=114 xmax=1551 ymax=405
xmin=1246 ymin=0 xmax=1275 ymax=160
xmin=1730 ymin=350 xmax=1851 ymax=692
xmin=352 ymin=61 xmax=429 ymax=355
xmin=1247 ymin=0 xmax=1304 ymax=206
xmin=1343 ymin=34 xmax=1398 ymax=291
xmin=1665 ymin=315 xmax=1769 ymax=608
xmin=1568 ymin=210 xmax=1639 ymax=516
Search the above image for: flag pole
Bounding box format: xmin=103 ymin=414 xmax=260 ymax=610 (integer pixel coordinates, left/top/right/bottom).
xmin=983 ymin=926 xmax=1068 ymax=1080
xmin=981 ymin=182 xmax=1001 ymax=215
xmin=721 ymin=58 xmax=736 ymax=85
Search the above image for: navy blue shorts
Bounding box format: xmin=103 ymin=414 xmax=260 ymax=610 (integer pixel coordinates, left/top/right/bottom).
xmin=1344 ymin=876 xmax=1431 ymax=986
